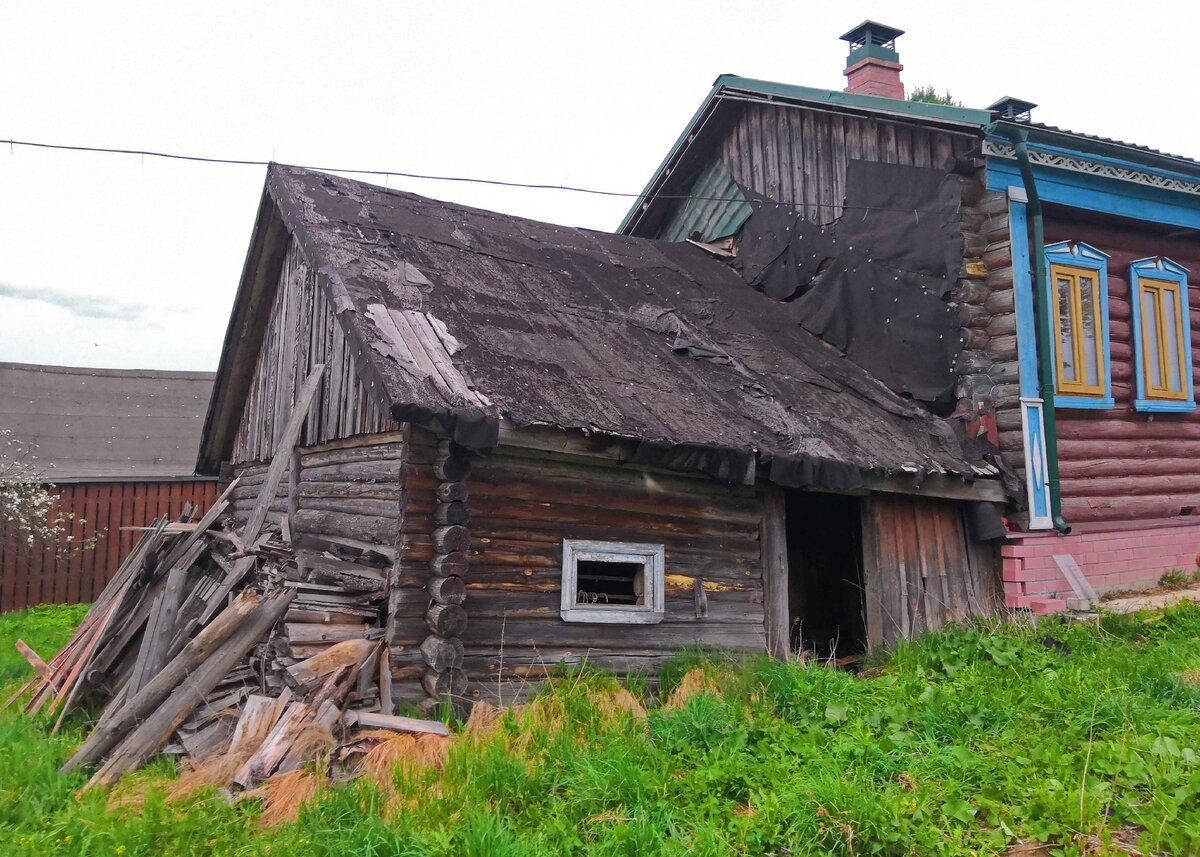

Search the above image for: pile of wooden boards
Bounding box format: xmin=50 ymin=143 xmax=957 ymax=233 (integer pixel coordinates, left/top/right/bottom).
xmin=6 ymin=368 xmax=448 ymax=790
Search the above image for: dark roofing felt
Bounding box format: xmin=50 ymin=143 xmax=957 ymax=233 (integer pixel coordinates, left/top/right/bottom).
xmin=213 ymin=165 xmax=997 ymax=491
xmin=0 ymin=362 xmax=214 ymax=480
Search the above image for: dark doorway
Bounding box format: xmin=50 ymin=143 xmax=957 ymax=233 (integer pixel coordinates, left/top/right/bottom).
xmin=785 ymin=492 xmax=866 ymax=662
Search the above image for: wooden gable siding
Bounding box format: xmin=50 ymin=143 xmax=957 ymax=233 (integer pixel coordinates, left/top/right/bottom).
xmin=655 ymin=103 xmax=997 ymax=420
xmin=861 ymin=493 xmax=1000 ymax=646
xmin=661 ymin=103 xmax=976 ymax=235
xmin=232 ymin=241 xmax=394 ymax=465
xmin=1041 ymin=216 xmax=1200 ymax=524
xmin=0 ymin=480 xmax=218 ymax=612
xmin=453 ymin=447 xmax=766 ymax=705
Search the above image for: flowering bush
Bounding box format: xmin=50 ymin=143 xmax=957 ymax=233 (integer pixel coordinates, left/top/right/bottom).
xmin=0 ymin=427 xmax=83 ymax=550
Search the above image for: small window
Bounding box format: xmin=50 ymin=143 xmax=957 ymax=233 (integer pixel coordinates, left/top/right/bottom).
xmin=1044 ymin=242 xmax=1113 ymax=409
xmin=560 ymin=540 xmax=665 ymax=624
xmin=1131 ymin=257 xmax=1194 ymax=412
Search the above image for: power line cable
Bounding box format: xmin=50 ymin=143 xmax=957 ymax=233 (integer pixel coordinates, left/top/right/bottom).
xmin=0 ymin=137 xmax=938 ymax=214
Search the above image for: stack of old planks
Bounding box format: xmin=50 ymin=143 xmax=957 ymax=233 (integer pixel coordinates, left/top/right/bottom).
xmin=6 ymin=368 xmax=448 ymax=791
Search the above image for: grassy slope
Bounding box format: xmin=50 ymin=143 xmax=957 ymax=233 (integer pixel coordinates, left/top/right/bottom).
xmin=0 ymin=604 xmax=1199 ymax=856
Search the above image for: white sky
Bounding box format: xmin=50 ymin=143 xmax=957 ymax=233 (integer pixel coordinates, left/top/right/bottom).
xmin=2 ymin=1 xmax=1198 ymax=371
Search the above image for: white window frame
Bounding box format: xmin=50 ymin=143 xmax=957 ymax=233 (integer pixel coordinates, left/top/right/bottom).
xmin=560 ymin=539 xmax=665 ymax=624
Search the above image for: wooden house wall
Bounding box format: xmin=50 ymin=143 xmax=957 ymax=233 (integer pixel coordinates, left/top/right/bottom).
xmin=861 ymin=493 xmax=1001 ymax=647
xmin=456 ymin=447 xmax=767 ymax=704
xmin=1043 ymin=215 xmax=1200 ymax=524
xmin=232 ymin=241 xmax=394 ymax=465
xmin=707 ymin=103 xmax=973 ymax=226
xmin=654 ymin=103 xmax=997 ymax=419
xmin=0 ymin=479 xmax=218 ymax=612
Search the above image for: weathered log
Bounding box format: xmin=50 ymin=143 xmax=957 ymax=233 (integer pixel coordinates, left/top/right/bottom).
xmin=432 ymin=525 xmax=469 ymax=554
xmin=426 ymin=603 xmax=468 ymax=637
xmin=293 ymin=509 xmax=397 ymax=546
xmin=420 ymin=635 xmax=465 ymax=672
xmin=85 ymin=590 xmax=294 ymax=788
xmin=435 ymin=456 xmax=471 ymax=482
xmin=434 ymin=502 xmax=469 ymax=526
xmin=299 ymin=443 xmax=404 ymax=469
xmin=427 ymin=575 xmax=466 ymax=605
xmin=421 ymin=668 xmax=467 ymax=699
xmin=429 ymin=552 xmax=469 ymax=578
xmin=435 ymin=482 xmax=468 ymax=503
xmin=63 ymin=590 xmax=264 ymax=773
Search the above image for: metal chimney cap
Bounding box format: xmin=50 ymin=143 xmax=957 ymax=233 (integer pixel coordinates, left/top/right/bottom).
xmin=988 ymin=96 xmax=1038 ymax=122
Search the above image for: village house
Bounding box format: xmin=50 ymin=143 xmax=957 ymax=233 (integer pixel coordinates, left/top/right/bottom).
xmin=196 ymin=155 xmax=1006 ymax=710
xmin=196 ymin=20 xmax=1200 ymax=711
xmin=619 ymin=21 xmax=1200 ymax=612
xmin=0 ymin=362 xmax=217 ymax=610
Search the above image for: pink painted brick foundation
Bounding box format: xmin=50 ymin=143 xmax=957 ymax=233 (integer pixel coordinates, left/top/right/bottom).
xmin=1001 ymin=522 xmax=1200 ymax=613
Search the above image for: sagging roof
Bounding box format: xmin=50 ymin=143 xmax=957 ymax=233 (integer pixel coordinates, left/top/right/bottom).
xmin=0 ymin=362 xmax=214 ymax=481
xmin=618 ymin=74 xmax=991 ymax=235
xmin=201 ymin=165 xmax=1001 ymax=494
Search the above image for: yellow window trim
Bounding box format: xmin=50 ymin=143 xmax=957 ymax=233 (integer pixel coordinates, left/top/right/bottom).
xmin=1050 ymin=263 xmax=1106 ymax=397
xmin=1138 ymin=276 xmax=1189 ymax=401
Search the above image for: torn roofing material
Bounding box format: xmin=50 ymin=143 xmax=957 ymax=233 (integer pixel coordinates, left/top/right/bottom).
xmin=201 ymin=164 xmax=1001 ymax=493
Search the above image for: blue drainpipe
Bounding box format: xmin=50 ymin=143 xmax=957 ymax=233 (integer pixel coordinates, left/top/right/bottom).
xmin=995 ymin=123 xmax=1071 ymax=534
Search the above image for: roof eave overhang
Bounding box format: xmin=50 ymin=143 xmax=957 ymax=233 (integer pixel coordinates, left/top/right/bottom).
xmin=988 ymin=120 xmax=1200 ymax=185
xmin=195 ymin=175 xmax=292 ymax=475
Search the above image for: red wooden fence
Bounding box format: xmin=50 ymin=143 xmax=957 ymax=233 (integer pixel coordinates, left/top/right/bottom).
xmin=0 ymin=480 xmax=218 ymax=612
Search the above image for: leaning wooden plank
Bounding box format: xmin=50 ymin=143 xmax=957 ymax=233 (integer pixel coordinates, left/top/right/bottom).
xmin=232 ymin=701 xmax=313 ymax=789
xmin=15 ymin=640 xmax=55 ymax=690
xmin=155 ymin=478 xmax=240 ymax=570
xmin=197 ymin=555 xmax=258 ymax=625
xmin=63 ymin=589 xmax=266 ymax=773
xmin=128 ymin=542 xmax=199 ymax=696
xmin=276 ymin=700 xmax=340 ymax=775
xmin=83 ymin=589 xmax=294 ymax=789
xmin=286 ymin=638 xmax=377 ymax=687
xmin=342 ymin=710 xmax=451 ymax=737
xmin=228 ymin=692 xmax=290 ymax=757
xmin=242 ymin=365 xmax=327 ymax=545
xmin=49 ymin=594 xmax=127 ymax=732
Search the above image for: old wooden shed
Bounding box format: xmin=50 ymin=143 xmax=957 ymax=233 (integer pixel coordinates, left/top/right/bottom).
xmin=198 ymin=164 xmax=1006 ymax=710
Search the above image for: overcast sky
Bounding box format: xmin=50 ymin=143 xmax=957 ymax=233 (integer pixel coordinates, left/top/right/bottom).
xmin=3 ymin=1 xmax=1198 ymax=371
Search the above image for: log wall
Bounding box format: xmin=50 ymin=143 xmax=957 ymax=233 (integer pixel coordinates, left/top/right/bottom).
xmin=1044 ymin=214 xmax=1200 ymax=524
xmin=0 ymin=479 xmax=218 ymax=612
xmin=457 ymin=447 xmax=767 ymax=705
xmin=232 ymin=241 xmax=395 ymax=465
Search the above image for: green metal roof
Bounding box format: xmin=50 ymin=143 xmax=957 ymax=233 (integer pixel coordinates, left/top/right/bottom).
xmin=618 ymin=74 xmax=991 ymax=235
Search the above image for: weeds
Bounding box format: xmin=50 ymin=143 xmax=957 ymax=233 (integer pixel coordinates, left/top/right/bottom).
xmin=1 ymin=603 xmax=1200 ymax=854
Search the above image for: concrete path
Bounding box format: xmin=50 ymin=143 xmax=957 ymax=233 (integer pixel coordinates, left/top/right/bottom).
xmin=1099 ymin=586 xmax=1200 ymax=615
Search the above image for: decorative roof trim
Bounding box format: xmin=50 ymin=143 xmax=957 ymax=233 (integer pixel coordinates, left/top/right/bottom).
xmin=983 ymin=139 xmax=1200 ymax=196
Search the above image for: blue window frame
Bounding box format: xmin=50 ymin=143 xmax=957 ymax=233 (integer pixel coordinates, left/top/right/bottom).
xmin=1043 ymin=241 xmax=1114 ymax=409
xmin=1129 ymin=257 xmax=1195 ymax=413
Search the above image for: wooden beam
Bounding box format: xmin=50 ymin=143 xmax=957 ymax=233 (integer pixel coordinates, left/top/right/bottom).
xmin=242 ymin=364 xmax=327 ymax=543
xmin=761 ymin=485 xmax=790 ymax=660
xmin=858 ymin=472 xmax=1006 ymax=504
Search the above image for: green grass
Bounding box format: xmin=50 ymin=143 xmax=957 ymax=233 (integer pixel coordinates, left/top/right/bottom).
xmin=2 ymin=604 xmax=1200 ymax=855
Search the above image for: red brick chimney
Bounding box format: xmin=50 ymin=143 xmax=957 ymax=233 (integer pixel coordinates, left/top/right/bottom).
xmin=840 ymin=21 xmax=905 ymax=99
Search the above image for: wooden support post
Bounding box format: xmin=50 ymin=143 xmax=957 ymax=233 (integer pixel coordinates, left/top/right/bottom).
xmin=761 ymin=485 xmax=790 ymax=660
